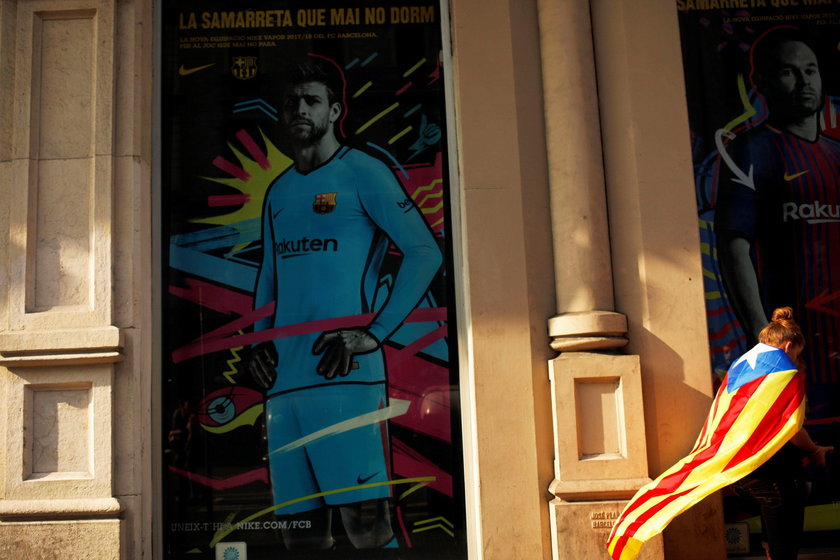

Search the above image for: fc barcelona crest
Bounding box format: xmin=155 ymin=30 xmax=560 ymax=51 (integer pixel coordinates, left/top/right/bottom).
xmin=231 ymin=56 xmax=257 ymax=80
xmin=313 ymin=193 xmax=337 ymax=215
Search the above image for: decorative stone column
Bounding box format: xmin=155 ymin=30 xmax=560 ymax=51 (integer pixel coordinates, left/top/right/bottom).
xmin=536 ymin=0 xmax=663 ymax=558
xmin=0 ymin=1 xmax=125 ymax=557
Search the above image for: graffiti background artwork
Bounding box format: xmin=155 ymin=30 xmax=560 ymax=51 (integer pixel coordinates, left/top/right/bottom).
xmin=161 ymin=2 xmax=466 ymax=558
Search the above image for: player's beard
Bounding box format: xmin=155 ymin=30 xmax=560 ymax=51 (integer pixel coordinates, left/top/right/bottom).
xmin=287 ymin=117 xmax=329 ymax=148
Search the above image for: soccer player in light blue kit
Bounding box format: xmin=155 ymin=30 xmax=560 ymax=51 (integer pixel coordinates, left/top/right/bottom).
xmin=246 ymin=56 xmax=442 ymax=550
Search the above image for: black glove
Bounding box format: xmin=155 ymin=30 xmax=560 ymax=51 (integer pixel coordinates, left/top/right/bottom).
xmin=244 ymin=341 xmax=278 ymax=390
xmin=311 ymin=329 xmax=378 ymax=379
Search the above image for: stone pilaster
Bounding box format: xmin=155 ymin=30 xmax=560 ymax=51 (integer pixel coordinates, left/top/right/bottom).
xmin=0 ymin=1 xmax=127 ymax=557
xmin=536 ymin=0 xmax=663 ymax=558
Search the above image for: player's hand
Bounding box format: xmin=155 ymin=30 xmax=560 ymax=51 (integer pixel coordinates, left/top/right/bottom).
xmin=244 ymin=342 xmax=278 ymax=390
xmin=312 ymin=329 xmax=378 ymax=379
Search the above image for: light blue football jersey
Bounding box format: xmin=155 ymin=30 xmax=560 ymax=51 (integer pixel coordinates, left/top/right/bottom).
xmin=254 ymin=146 xmax=442 ymax=394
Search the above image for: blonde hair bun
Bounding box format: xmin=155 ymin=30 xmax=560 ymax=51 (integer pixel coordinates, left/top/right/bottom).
xmin=759 ymin=306 xmax=803 ymax=349
xmin=771 ymin=306 xmax=795 ymax=323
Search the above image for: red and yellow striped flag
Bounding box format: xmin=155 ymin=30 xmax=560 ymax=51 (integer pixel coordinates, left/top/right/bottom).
xmin=606 ymin=343 xmax=805 ymax=560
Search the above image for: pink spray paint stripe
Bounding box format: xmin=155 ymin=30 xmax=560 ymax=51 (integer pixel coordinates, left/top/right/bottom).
xmin=171 ymin=306 xmax=448 ymax=363
xmin=235 ymin=129 xmax=270 ymax=170
xmin=173 ymin=313 xmax=373 ymax=363
xmin=168 ymin=465 xmax=269 ymax=490
xmin=805 ymin=416 xmax=840 ymax=425
xmin=189 ymin=300 xmax=276 ymax=346
xmin=208 ymin=194 xmax=251 ymax=207
xmin=392 ymin=438 xmax=452 ymax=497
xmin=390 ymin=386 xmax=451 ymax=443
xmin=396 ymin=505 xmax=413 ymax=548
xmin=385 ymin=324 xmax=448 ymax=369
xmin=396 ymin=81 xmax=413 ymax=96
xmin=387 ymin=343 xmax=452 ymax=442
xmin=387 ymin=347 xmax=450 ymax=395
xmin=212 ymin=155 xmax=250 ymax=181
xmin=169 ymin=279 xmax=254 ymax=316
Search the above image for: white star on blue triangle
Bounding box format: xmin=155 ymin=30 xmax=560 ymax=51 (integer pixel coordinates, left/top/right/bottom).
xmin=726 ymin=343 xmax=797 ymax=392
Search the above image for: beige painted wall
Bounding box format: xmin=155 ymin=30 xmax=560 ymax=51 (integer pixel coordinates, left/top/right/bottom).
xmin=448 ymin=0 xmax=557 ymax=557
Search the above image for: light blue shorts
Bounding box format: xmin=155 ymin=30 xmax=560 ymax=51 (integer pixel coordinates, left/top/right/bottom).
xmin=265 ymin=383 xmax=391 ymax=514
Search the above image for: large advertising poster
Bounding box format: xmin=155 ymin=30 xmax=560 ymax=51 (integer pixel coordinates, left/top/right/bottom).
xmin=160 ymin=2 xmax=466 ymax=558
xmin=676 ymin=2 xmax=840 ymax=555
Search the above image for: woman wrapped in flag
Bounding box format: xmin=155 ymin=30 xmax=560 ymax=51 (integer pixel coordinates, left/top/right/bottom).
xmin=607 ymin=307 xmax=833 ymax=560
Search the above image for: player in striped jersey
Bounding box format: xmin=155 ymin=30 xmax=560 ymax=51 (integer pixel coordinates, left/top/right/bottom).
xmin=715 ymin=27 xmax=840 ymax=423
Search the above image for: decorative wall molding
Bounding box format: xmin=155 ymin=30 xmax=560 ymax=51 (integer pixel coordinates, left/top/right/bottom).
xmin=0 ymin=497 xmax=123 ymax=520
xmin=0 ymin=0 xmax=122 ymax=534
xmin=548 ymin=352 xmax=651 ymax=500
xmin=549 ymin=310 xmax=628 ymax=351
xmin=1 ymin=364 xmax=116 ymax=511
xmin=0 ymin=326 xmax=123 ymax=366
xmin=5 ymin=0 xmax=116 ymax=333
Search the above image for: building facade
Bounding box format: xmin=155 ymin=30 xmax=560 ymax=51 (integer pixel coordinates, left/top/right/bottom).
xmin=1 ymin=0 xmax=762 ymax=558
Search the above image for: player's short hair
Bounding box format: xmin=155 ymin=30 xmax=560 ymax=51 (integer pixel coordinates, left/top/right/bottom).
xmin=282 ymin=56 xmax=344 ymax=107
xmin=758 ymin=306 xmax=805 ymax=351
xmin=749 ymin=26 xmax=821 ymax=90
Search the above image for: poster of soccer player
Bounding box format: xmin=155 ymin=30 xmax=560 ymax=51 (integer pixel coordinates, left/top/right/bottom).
xmin=676 ymin=2 xmax=840 ymax=554
xmin=160 ymin=2 xmax=466 ymax=558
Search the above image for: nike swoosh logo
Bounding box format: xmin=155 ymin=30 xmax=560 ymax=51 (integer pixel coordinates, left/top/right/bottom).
xmin=784 ymin=169 xmax=810 ymax=181
xmin=357 ymin=472 xmax=379 ymax=485
xmin=179 ymin=63 xmax=215 ymax=76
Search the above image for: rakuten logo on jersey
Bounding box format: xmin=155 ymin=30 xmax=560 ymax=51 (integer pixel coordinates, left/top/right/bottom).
xmin=782 ymin=201 xmax=840 ymax=224
xmin=275 ymin=237 xmax=338 ymax=258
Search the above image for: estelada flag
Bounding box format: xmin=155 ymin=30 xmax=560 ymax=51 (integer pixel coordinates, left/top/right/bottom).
xmin=606 ymin=343 xmax=805 ymax=560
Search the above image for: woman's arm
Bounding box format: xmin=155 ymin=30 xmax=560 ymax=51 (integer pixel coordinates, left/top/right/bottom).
xmin=790 ymin=428 xmax=834 ymax=467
